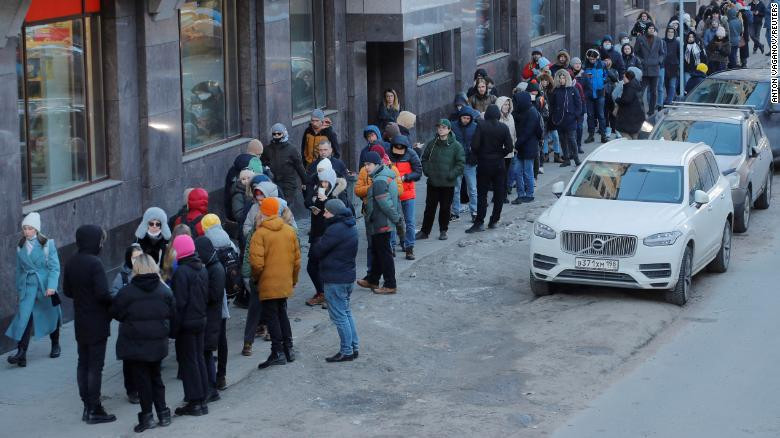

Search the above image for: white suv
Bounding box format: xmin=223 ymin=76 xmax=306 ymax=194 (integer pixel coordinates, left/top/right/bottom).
xmin=529 ymin=139 xmax=734 ymax=305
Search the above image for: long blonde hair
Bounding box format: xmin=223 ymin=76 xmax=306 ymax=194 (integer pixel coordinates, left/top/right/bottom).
xmin=133 ymin=254 xmax=161 ymax=277
xmin=384 ymin=89 xmax=400 ymax=111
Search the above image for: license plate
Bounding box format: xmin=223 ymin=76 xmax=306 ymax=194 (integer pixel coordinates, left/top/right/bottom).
xmin=575 ymin=257 xmax=619 ymax=271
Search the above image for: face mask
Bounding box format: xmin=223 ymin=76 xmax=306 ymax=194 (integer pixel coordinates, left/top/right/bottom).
xmin=197 ymin=92 xmax=211 ymax=101
xmin=621 ymin=38 xmax=630 ymax=45
xmin=603 ymin=43 xmax=612 ymax=50
xmin=147 ymin=229 xmax=162 ymax=239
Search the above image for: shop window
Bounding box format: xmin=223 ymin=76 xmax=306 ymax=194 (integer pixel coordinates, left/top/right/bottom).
xmin=530 ymin=0 xmax=563 ymax=39
xmin=476 ymin=0 xmax=503 ymax=57
xmin=179 ymin=0 xmax=240 ymax=151
xmin=625 ymin=0 xmax=641 ymax=9
xmin=290 ymin=0 xmax=327 ymax=117
xmin=417 ymin=33 xmax=447 ymax=77
xmin=18 ymin=0 xmax=106 ymax=201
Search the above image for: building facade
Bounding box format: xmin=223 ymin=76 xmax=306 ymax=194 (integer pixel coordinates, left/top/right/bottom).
xmin=0 ymin=0 xmax=698 ymax=349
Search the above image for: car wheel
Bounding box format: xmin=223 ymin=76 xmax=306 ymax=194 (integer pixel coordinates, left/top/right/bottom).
xmin=708 ymin=221 xmax=731 ymax=273
xmin=665 ymin=247 xmax=692 ymax=306
xmin=755 ymin=171 xmax=772 ymax=210
xmin=734 ymin=190 xmax=751 ymax=233
xmin=529 ymin=270 xmax=555 ymax=297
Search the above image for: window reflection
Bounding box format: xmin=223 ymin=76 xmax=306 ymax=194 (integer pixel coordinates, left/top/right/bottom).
xmin=530 ymin=0 xmax=560 ymax=39
xmin=418 ymin=33 xmax=445 ymax=77
xmin=291 ymin=0 xmax=326 ymax=116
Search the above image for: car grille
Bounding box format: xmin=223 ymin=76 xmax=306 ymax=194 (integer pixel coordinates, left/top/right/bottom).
xmin=639 ymin=263 xmax=672 ymax=279
xmin=560 ymin=231 xmax=637 ymax=257
xmin=557 ymin=269 xmax=637 ymax=284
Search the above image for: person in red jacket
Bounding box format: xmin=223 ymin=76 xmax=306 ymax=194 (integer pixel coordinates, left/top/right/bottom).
xmin=175 ymin=188 xmax=211 ymax=236
xmin=521 ymin=50 xmax=544 ymax=80
xmin=388 ymin=135 xmax=422 ymax=260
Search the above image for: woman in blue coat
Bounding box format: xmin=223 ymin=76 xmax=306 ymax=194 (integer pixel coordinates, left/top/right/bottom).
xmin=5 ymin=212 xmax=62 ymax=367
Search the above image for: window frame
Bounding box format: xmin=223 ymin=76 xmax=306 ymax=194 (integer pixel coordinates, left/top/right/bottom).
xmin=530 ymin=0 xmax=564 ymax=40
xmin=289 ymin=0 xmax=328 ymax=118
xmin=18 ymin=10 xmax=108 ymax=204
xmin=417 ymin=32 xmax=448 ymax=78
xmin=475 ymin=0 xmax=505 ymax=58
xmin=693 ymin=154 xmax=716 ymax=192
xmin=178 ymin=0 xmax=242 ymax=153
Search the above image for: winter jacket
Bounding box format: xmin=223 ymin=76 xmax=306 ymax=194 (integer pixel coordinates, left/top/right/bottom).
xmin=111 ymin=265 xmax=133 ymax=297
xmin=582 ymin=58 xmax=608 ymax=98
xmin=358 ymin=125 xmax=391 ymax=165
xmin=249 ymin=216 xmax=301 ymax=301
xmin=136 ymin=234 xmax=168 ymax=266
xmin=599 ymin=36 xmax=626 ymax=76
xmin=751 ymin=0 xmax=767 ymax=27
xmin=264 ymin=139 xmax=306 ymax=191
xmin=111 ymin=273 xmax=175 ymax=362
xmin=549 ymin=50 xmax=571 ymax=77
xmin=663 ymin=35 xmax=681 ymax=72
xmin=421 ymin=132 xmax=465 ymax=188
xmin=170 ymin=255 xmax=208 ymax=333
xmin=389 ymin=135 xmax=422 ymax=201
xmin=685 ymin=70 xmax=707 ymax=94
xmin=355 ymin=164 xmax=404 ymax=201
xmin=377 ymin=102 xmax=400 ymax=132
xmin=621 ymin=45 xmax=644 ymax=71
xmin=727 ymin=8 xmax=743 ymax=45
xmin=300 ymin=124 xmax=340 ymax=167
xmin=175 ymin=188 xmax=209 ymax=236
xmin=223 ymin=153 xmax=256 ymax=220
xmin=707 ymin=36 xmax=731 ymax=64
xmin=512 ymin=93 xmax=544 ymax=159
xmin=309 ymin=212 xmax=358 ymax=284
xmin=63 ymin=225 xmax=112 ymax=345
xmin=468 ymin=91 xmax=497 ymax=114
xmin=549 ymin=74 xmax=582 ymax=132
xmin=365 ymin=164 xmax=401 ymax=235
xmin=195 ymin=237 xmax=225 ymax=351
xmin=683 ymin=32 xmax=708 ymax=73
xmin=634 ymin=34 xmax=666 ymax=77
xmin=495 ymin=96 xmax=517 ymax=146
xmin=471 ymin=104 xmax=513 ymax=163
xmin=451 ymin=106 xmax=481 ymax=165
xmin=615 ymin=79 xmax=646 ymax=135
xmin=631 ymin=14 xmax=654 ymax=36
xmin=230 ymin=180 xmax=252 ymax=228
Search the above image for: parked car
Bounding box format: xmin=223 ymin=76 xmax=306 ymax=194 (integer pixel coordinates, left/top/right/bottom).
xmin=529 ymin=139 xmax=733 ymax=306
xmin=682 ymin=68 xmax=780 ymax=158
xmin=650 ymin=107 xmax=773 ymax=232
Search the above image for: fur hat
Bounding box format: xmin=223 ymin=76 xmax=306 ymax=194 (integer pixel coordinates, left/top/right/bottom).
xmin=172 ymin=235 xmax=196 ymax=260
xmin=260 ymin=197 xmax=280 ymax=218
xmin=200 ymin=213 xmax=221 ymax=232
xmin=21 ymin=212 xmax=41 ymax=232
xmin=134 ymin=207 xmax=171 ymax=240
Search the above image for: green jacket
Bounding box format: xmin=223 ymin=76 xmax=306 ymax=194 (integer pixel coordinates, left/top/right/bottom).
xmin=421 ymin=132 xmax=465 ymax=187
xmin=365 ymin=164 xmax=401 ymax=235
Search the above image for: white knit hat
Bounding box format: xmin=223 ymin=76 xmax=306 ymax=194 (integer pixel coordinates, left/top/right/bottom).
xmin=21 ymin=212 xmax=41 ymax=232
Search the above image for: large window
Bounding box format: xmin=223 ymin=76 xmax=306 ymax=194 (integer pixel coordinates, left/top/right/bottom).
xmin=18 ymin=2 xmax=106 ymax=201
xmin=476 ymin=0 xmax=502 ymax=56
xmin=291 ymin=0 xmax=327 ymax=117
xmin=625 ymin=0 xmax=641 ymax=9
xmin=417 ymin=33 xmax=447 ymax=77
xmin=530 ymin=0 xmax=562 ymax=39
xmin=180 ymin=0 xmax=240 ymax=151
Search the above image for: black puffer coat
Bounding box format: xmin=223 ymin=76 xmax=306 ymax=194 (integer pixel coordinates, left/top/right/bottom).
xmin=170 ymin=254 xmax=209 ymax=333
xmin=195 ymin=237 xmax=225 ymax=351
xmin=111 ymin=273 xmax=175 ymax=362
xmin=470 ymin=104 xmax=513 ymax=163
xmin=615 ymin=79 xmax=646 ymax=135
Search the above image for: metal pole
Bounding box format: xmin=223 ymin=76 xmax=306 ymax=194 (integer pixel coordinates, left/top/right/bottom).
xmin=679 ymin=0 xmax=685 ymax=98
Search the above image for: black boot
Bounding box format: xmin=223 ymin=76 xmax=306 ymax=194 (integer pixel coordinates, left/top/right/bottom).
xmin=584 ymin=134 xmax=595 ymax=143
xmin=465 ymin=223 xmax=484 ymax=234
xmin=82 ymin=403 xmax=88 ymax=422
xmin=86 ymin=404 xmax=117 ymax=424
xmin=49 ymin=342 xmax=61 ymax=358
xmin=283 ymin=339 xmax=296 ymax=363
xmin=257 ymin=351 xmax=287 ymax=369
xmin=157 ymin=407 xmax=172 ymax=427
xmin=7 ymin=347 xmax=25 ymax=366
xmin=134 ymin=412 xmax=157 ymax=433
xmin=207 ymin=388 xmax=221 ymax=403
xmin=175 ymin=401 xmax=206 ymax=416
xmin=325 ymin=352 xmax=354 ymax=362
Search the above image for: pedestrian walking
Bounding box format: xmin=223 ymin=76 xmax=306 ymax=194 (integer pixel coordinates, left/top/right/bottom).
xmin=310 ymin=199 xmax=360 ymax=362
xmin=749 ymin=0 xmax=767 ymax=54
xmin=5 ymin=212 xmax=62 ymax=368
xmin=170 ymin=235 xmax=210 ymax=417
xmin=416 ymin=120 xmax=465 ymax=241
xmin=737 ymin=7 xmax=753 ymax=67
xmin=634 ymin=23 xmax=666 ymax=115
xmin=135 ymin=207 xmax=171 ymax=265
xmin=250 ymin=197 xmax=301 ymax=369
xmin=194 ymin=237 xmax=225 ymax=404
xmin=111 ymin=254 xmax=175 ymax=432
xmin=550 ymin=69 xmax=583 ymax=167
xmin=614 ymin=69 xmax=646 ymax=139
xmin=467 ymin=104 xmax=513 ymax=233
xmin=110 ymin=243 xmax=143 ymax=404
xmin=63 ymin=224 xmax=115 ymax=424
xmin=511 ymin=93 xmax=544 ymax=204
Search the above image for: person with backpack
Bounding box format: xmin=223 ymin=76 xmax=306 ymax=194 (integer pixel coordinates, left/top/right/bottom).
xmin=5 ymin=212 xmax=62 ymax=368
xmin=110 ymin=243 xmax=144 ymax=405
xmin=174 ymin=188 xmax=211 ymax=237
xmin=194 ymin=237 xmax=226 ymax=404
xmin=135 ymin=207 xmax=170 ymax=265
xmin=511 ymin=92 xmax=544 ymax=204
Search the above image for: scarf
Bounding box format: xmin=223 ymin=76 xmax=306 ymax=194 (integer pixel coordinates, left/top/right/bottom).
xmin=25 ymin=234 xmax=37 ymax=254
xmin=147 ymin=230 xmax=163 ymax=240
xmin=685 ymin=42 xmax=702 ymax=64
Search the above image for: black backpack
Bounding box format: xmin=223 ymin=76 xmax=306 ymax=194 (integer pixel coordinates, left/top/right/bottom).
xmin=216 ymin=246 xmax=243 ymax=299
xmin=183 ymin=214 xmax=204 ymax=236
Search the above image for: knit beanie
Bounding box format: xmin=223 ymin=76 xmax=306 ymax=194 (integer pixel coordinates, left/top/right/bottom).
xmin=261 ymin=197 xmax=280 ymax=218
xmin=172 ymin=235 xmax=196 ymax=260
xmin=247 ymin=156 xmax=263 ymax=174
xmin=311 ymin=109 xmax=325 ymax=120
xmin=324 ymin=199 xmax=350 ymax=216
xmin=571 ymin=57 xmax=582 ymax=66
xmin=396 ymin=111 xmax=416 ymax=129
xmin=21 ymin=212 xmax=41 ymax=232
xmin=370 ymin=144 xmax=387 ymax=158
xmin=696 ymin=63 xmax=708 ymax=74
xmin=200 ymin=213 xmax=221 ymax=232
xmin=364 ymin=151 xmax=382 ymax=165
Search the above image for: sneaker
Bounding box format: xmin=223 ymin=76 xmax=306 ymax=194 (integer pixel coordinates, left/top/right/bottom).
xmin=538 ymin=167 xmax=545 ymax=174
xmin=511 ymin=197 xmax=523 ymax=205
xmin=449 ymin=214 xmax=460 ymax=222
xmin=584 ymin=135 xmax=595 ymax=144
xmin=415 ymin=231 xmax=429 ymax=240
xmin=241 ymin=342 xmax=252 ymax=356
xmin=438 ymin=231 xmax=448 ymax=240
xmin=372 ymin=287 xmax=397 ymax=295
xmin=356 ymin=278 xmax=379 ymax=289
xmin=305 ymin=293 xmax=325 ymax=306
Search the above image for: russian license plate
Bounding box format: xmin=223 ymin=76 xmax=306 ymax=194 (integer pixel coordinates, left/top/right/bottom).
xmin=575 ymin=257 xmax=619 ymax=271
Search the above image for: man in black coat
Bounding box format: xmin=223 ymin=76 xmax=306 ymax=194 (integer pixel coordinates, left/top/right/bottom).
xmin=265 ymin=123 xmax=307 ymax=209
xmin=194 ymin=237 xmax=226 ymax=403
xmin=467 ymin=104 xmax=514 ymax=233
xmin=169 ymin=235 xmax=210 ymax=416
xmin=63 ymin=224 xmax=116 ymax=424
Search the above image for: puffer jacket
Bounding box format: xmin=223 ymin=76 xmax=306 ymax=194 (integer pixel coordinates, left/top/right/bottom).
xmin=549 ymin=71 xmax=583 ymax=132
xmin=310 ymin=212 xmax=358 ymax=284
xmin=471 ymin=104 xmax=513 ymax=163
xmin=451 ymin=105 xmax=481 ymax=164
xmin=175 ymin=188 xmax=209 ymax=236
xmin=365 ymin=164 xmax=401 ymax=235
xmin=170 ymin=254 xmax=208 ymax=333
xmin=249 ymin=216 xmax=301 ymax=301
xmin=727 ymin=8 xmax=742 ymax=45
xmin=388 ymin=135 xmax=422 ymax=201
xmin=264 ymin=139 xmax=307 ymax=189
xmin=615 ymin=79 xmax=646 ymax=135
xmin=421 ymin=132 xmax=465 ymax=188
xmin=513 ymin=93 xmax=544 ymax=159
xmin=195 ymin=237 xmax=225 ymax=351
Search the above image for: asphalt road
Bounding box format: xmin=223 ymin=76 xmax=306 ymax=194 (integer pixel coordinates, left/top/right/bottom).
xmin=554 ymin=174 xmax=780 ymax=438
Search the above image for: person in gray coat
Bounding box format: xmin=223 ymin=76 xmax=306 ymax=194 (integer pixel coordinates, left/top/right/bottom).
xmin=633 ymin=23 xmax=666 ymax=116
xmin=726 ymin=7 xmax=743 ymax=68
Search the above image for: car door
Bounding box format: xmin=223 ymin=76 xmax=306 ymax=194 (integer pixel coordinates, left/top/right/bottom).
xmin=745 ymin=122 xmax=763 ymax=201
xmin=686 ymin=158 xmax=712 ymax=270
xmin=694 ymin=153 xmax=723 ymax=264
xmin=753 ymin=122 xmax=773 ymax=190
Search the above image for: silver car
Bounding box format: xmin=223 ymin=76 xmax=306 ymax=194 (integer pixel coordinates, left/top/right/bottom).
xmin=649 ymin=106 xmax=773 ymax=233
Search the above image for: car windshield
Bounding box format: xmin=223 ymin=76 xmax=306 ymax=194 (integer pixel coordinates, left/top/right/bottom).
xmin=650 ymin=120 xmax=742 ymax=156
xmin=685 ymin=79 xmax=769 ymax=108
xmin=568 ymin=161 xmax=684 ymax=204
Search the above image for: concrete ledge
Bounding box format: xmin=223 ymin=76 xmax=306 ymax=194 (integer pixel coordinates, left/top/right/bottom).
xmin=476 ymin=51 xmax=511 ymax=66
xmin=182 ymin=137 xmax=250 ymax=164
xmin=22 ymin=180 xmax=124 ymax=214
xmin=416 ymin=71 xmax=454 ymax=86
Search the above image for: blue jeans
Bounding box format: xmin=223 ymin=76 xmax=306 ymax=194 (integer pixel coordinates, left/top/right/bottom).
xmin=324 ymin=283 xmax=359 ymax=355
xmin=543 ymin=129 xmax=561 ymax=154
xmin=512 ymin=157 xmax=535 ymax=198
xmin=728 ymin=46 xmax=739 ymax=68
xmin=401 ymin=199 xmax=415 ymax=249
xmin=656 ymin=67 xmax=665 ymax=107
xmin=664 ymin=73 xmax=678 ymax=105
xmin=452 ymin=164 xmax=477 ymax=216
xmin=586 ymin=95 xmax=606 ymax=135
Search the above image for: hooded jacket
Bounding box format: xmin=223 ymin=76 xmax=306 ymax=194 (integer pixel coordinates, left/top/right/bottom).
xmin=471 ymin=104 xmax=513 ymax=163
xmin=111 ymin=244 xmax=140 ymax=296
xmin=685 ymin=69 xmax=707 ymax=94
xmin=599 ymin=35 xmax=626 ymax=77
xmin=615 ymin=78 xmax=646 ymax=135
xmin=309 ymin=211 xmax=358 ymax=284
xmin=249 ymin=215 xmax=301 ymax=301
xmin=549 ymin=70 xmax=582 ymax=132
xmin=634 ymin=31 xmax=667 ymax=77
xmin=223 ymin=153 xmax=257 ymax=220
xmin=421 ymin=132 xmax=465 ymax=188
xmin=449 ymin=92 xmax=469 ymax=121
xmin=195 ymin=237 xmax=225 ymax=351
xmin=170 ymin=252 xmax=208 ymax=333
xmin=175 ymin=188 xmax=209 ymax=236
xmin=495 ymin=96 xmax=517 ymax=146
xmin=300 ymin=122 xmax=340 ymax=167
xmin=63 ymin=225 xmax=112 ymax=344
xmin=727 ymin=8 xmax=743 ymax=45
xmin=365 ymin=164 xmax=402 ymax=235
xmin=582 ymin=50 xmax=608 ymax=98
xmin=663 ymin=29 xmax=681 ymax=72
xmin=468 ymin=87 xmax=498 ymax=113
xmin=389 ymin=135 xmax=423 ymax=201
xmin=451 ymin=106 xmax=481 ymax=164
xmin=550 ymin=50 xmax=571 ymax=77
xmin=265 ymin=123 xmax=307 ymax=190
xmin=111 ymin=273 xmax=175 ymax=362
xmin=512 ymin=93 xmax=544 ymax=159
xmin=359 ymin=125 xmax=391 ymax=165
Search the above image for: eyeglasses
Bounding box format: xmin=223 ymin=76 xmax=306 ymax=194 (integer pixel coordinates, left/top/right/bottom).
xmin=148 ymin=221 xmax=162 ymax=228
xmin=272 ymin=132 xmax=283 ymax=137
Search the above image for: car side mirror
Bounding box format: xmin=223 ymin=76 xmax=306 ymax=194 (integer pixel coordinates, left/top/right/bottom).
xmin=750 ymin=145 xmax=760 ymax=157
xmin=552 ymin=181 xmax=565 ymax=198
xmin=694 ymin=190 xmax=710 ymax=207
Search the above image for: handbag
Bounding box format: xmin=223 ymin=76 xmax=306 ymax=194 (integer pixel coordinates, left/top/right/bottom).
xmin=51 ymin=292 xmax=61 ymax=307
xmin=738 ymin=36 xmax=746 ymax=48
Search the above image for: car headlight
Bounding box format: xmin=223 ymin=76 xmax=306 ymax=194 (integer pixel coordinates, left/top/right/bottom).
xmin=534 ymin=221 xmax=557 ymax=239
xmin=643 ymin=231 xmax=683 ymax=247
xmin=726 ymin=172 xmax=740 ymax=189
xmin=640 ymin=121 xmax=654 ymax=133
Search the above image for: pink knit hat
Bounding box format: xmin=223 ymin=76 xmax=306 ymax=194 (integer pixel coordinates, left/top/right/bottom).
xmin=172 ymin=235 xmax=196 ymax=260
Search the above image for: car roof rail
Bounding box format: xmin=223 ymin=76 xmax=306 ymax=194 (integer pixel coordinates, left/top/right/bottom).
xmin=664 ymin=102 xmax=755 ymax=115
